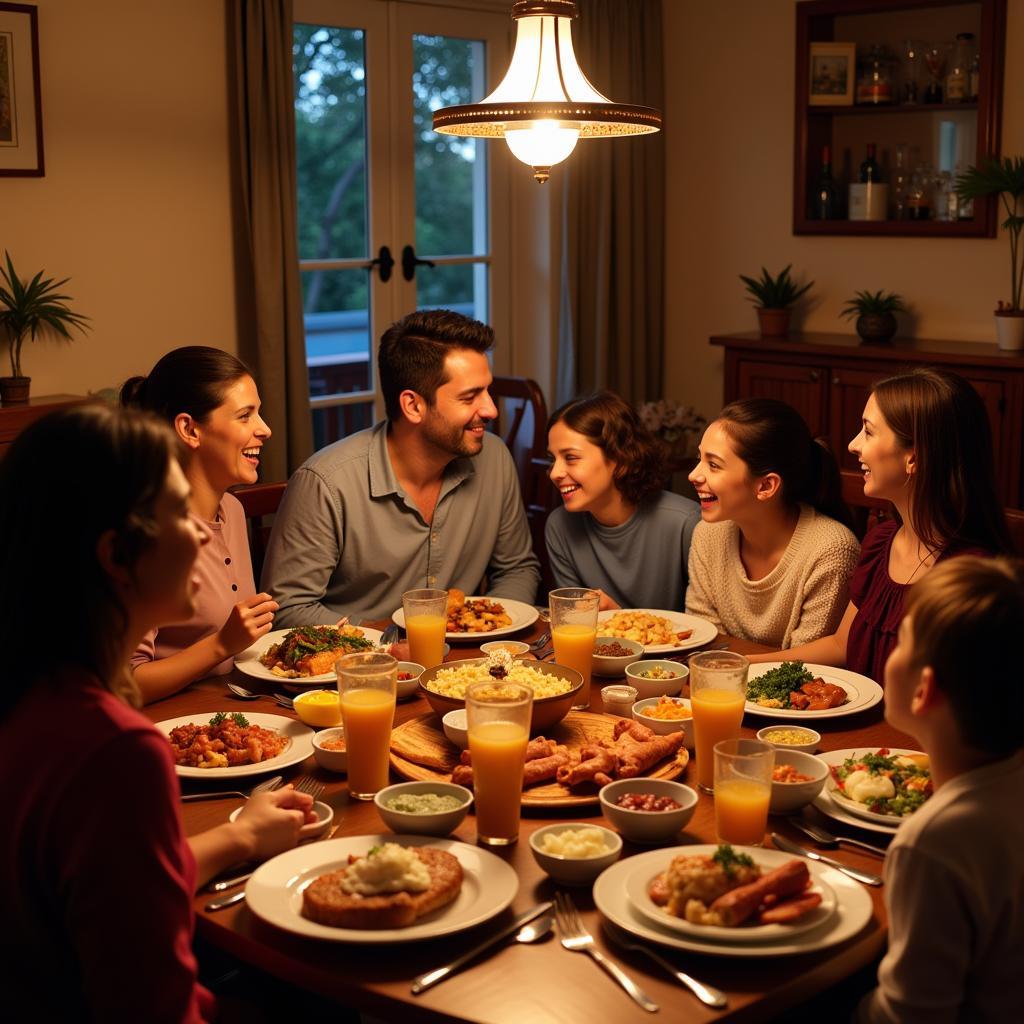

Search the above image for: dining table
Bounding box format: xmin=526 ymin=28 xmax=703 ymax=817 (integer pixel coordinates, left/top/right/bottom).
xmin=146 ymin=620 xmax=917 ymax=1023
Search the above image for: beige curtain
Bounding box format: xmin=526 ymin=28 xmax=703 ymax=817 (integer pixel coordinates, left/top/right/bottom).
xmin=556 ymin=0 xmax=665 ymax=407
xmin=230 ymin=0 xmax=313 ymax=481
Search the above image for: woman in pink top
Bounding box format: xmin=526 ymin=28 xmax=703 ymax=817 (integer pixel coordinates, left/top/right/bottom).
xmin=122 ymin=346 xmax=278 ymax=703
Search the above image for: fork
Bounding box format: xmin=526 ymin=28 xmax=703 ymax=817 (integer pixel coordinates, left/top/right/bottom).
xmin=527 ymin=631 xmax=551 ymax=653
xmin=608 ymin=931 xmax=727 ymax=1008
xmin=291 ymin=775 xmax=325 ymax=802
xmin=554 ymin=893 xmax=659 ymax=1012
xmin=181 ymin=774 xmax=283 ymax=802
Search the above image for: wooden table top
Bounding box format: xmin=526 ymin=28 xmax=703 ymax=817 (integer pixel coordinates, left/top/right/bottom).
xmin=145 ymin=624 xmax=915 ymax=1023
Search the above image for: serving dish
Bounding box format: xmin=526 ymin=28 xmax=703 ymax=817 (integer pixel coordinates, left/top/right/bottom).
xmin=311 ymin=726 xmax=347 ymax=772
xmin=598 ymin=778 xmax=698 ymax=843
xmin=631 ymin=695 xmax=694 ymax=747
xmin=592 ymin=636 xmax=644 ymax=676
xmin=768 ymin=750 xmax=829 ymax=814
xmin=529 ymin=823 xmax=622 ymax=885
xmin=374 ymin=781 xmax=472 ymax=836
xmin=756 ymin=725 xmax=821 ymax=754
xmin=625 ymin=661 xmax=688 ymax=700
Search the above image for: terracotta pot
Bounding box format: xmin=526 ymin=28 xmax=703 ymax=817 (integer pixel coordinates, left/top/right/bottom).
xmin=855 ymin=312 xmax=897 ymax=345
xmin=0 ymin=376 xmax=31 ymax=406
xmin=994 ymin=310 xmax=1024 ymax=351
xmin=756 ymin=307 xmax=791 ymax=338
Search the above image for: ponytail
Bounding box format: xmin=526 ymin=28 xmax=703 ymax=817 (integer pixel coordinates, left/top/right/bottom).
xmin=807 ymin=437 xmax=853 ymax=529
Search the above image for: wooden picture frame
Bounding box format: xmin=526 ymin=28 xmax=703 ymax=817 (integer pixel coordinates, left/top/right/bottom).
xmin=0 ymin=2 xmax=43 ymax=176
xmin=808 ymin=41 xmax=855 ymax=106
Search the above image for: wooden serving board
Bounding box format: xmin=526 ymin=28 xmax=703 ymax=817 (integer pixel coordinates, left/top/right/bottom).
xmin=389 ymin=711 xmax=689 ymax=808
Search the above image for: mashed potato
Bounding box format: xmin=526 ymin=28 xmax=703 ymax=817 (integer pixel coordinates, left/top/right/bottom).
xmin=539 ymin=828 xmax=609 ymax=858
xmin=426 ymin=660 xmax=573 ymax=700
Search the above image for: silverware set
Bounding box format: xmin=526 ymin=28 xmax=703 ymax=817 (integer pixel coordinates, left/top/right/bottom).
xmin=771 ymin=832 xmax=884 ymax=886
xmin=181 ymin=774 xmax=283 ymax=803
xmin=225 ymin=681 xmax=293 ymax=709
xmin=787 ymin=815 xmax=890 ymax=857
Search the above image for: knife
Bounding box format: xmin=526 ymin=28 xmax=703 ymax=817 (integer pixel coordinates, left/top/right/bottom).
xmin=771 ymin=833 xmax=883 ymax=886
xmin=411 ymin=901 xmax=553 ymax=994
xmin=207 ymin=870 xmax=253 ymax=893
xmin=205 ymin=889 xmax=247 ymax=912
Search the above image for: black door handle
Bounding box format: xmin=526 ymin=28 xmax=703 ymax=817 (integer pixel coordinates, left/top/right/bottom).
xmin=402 ymin=244 xmax=436 ymax=281
xmin=369 ymin=245 xmax=394 ymax=283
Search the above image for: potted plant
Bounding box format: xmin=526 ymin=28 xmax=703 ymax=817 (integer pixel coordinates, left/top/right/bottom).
xmin=841 ymin=289 xmax=907 ymax=344
xmin=955 ymin=156 xmax=1024 ymax=351
xmin=0 ymin=252 xmax=90 ymax=406
xmin=739 ymin=265 xmax=814 ymax=338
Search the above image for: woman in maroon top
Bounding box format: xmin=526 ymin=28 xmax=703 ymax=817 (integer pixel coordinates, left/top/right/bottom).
xmin=751 ymin=367 xmax=1013 ymax=682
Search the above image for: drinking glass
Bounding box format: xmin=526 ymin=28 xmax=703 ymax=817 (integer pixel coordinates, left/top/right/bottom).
xmin=689 ymin=650 xmax=749 ymax=793
xmin=466 ymin=680 xmax=533 ymax=845
xmin=402 ymin=587 xmax=448 ymax=668
xmin=337 ymin=651 xmax=397 ymax=800
xmin=714 ymin=738 xmax=774 ymax=847
xmin=549 ymin=587 xmax=600 ymax=710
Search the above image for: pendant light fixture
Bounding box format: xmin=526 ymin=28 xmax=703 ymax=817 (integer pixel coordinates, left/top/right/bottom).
xmin=432 ymin=0 xmax=661 ymax=184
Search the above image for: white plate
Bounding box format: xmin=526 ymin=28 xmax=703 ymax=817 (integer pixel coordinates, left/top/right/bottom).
xmin=158 ymin=712 xmax=314 ymax=779
xmin=596 ymin=609 xmax=718 ymax=654
xmin=594 ymin=844 xmax=873 ymax=957
xmin=393 ymin=597 xmax=539 ymax=642
xmin=813 ymin=747 xmax=927 ymax=833
xmin=235 ymin=626 xmax=384 ymax=684
xmin=245 ymin=834 xmax=519 ymax=943
xmin=623 ymin=855 xmax=836 ymax=942
xmin=744 ymin=663 xmax=883 ymax=720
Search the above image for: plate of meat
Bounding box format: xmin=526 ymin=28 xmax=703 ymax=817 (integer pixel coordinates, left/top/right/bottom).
xmin=743 ymin=662 xmax=883 ymax=720
xmin=236 ymin=625 xmax=385 ymax=684
xmin=392 ymin=591 xmax=539 ymax=641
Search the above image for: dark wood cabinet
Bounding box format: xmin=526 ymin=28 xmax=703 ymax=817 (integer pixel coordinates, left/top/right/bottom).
xmin=0 ymin=394 xmax=90 ymax=455
xmin=711 ymin=332 xmax=1024 ymax=508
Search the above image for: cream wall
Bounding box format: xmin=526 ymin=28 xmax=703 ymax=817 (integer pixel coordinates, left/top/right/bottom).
xmin=663 ymin=0 xmax=1024 ymax=422
xmin=1 ymin=0 xmax=237 ymax=396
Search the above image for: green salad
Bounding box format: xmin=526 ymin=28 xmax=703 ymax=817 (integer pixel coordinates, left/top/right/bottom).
xmin=745 ymin=662 xmax=813 ymax=708
xmin=830 ymin=748 xmax=933 ymax=817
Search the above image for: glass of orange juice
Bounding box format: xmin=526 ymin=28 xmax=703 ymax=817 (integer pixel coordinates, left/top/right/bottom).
xmin=549 ymin=587 xmax=599 ymax=710
xmin=402 ymin=588 xmax=448 ymax=668
xmin=713 ymin=738 xmax=774 ymax=846
xmin=466 ymin=680 xmax=533 ymax=846
xmin=689 ymin=650 xmax=749 ymax=793
xmin=337 ymin=651 xmax=397 ymax=800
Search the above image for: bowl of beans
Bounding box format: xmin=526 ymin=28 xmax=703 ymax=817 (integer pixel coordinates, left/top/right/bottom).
xmin=598 ymin=778 xmax=698 ymax=844
xmin=396 ymin=662 xmax=425 ymax=701
xmin=631 ymin=695 xmax=694 ymax=748
xmin=768 ymin=750 xmax=829 ymax=813
xmin=592 ymin=636 xmax=644 ymax=677
xmin=624 ymin=660 xmax=688 ymax=700
xmin=756 ymin=725 xmax=821 ymax=754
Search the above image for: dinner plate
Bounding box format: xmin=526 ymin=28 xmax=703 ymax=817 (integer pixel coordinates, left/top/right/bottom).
xmin=596 ymin=609 xmax=717 ymax=653
xmin=813 ymin=747 xmax=928 ymax=832
xmin=235 ymin=626 xmax=385 ymax=684
xmin=392 ymin=597 xmax=539 ymax=642
xmin=593 ymin=845 xmax=873 ymax=957
xmin=158 ymin=712 xmax=314 ymax=779
xmin=622 ymin=853 xmax=837 ymax=942
xmin=245 ymin=834 xmax=519 ymax=943
xmin=743 ymin=662 xmax=883 ymax=720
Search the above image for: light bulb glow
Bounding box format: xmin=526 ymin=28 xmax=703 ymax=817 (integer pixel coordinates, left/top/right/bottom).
xmin=504 ymin=120 xmax=580 ymax=167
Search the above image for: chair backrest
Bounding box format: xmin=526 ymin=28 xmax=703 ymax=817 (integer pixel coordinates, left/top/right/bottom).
xmin=231 ymin=481 xmax=287 ymax=584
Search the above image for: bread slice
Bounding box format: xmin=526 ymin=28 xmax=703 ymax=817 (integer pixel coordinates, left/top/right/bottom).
xmin=302 ymin=847 xmax=463 ymax=929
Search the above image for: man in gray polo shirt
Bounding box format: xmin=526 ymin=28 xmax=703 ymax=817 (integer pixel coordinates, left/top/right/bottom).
xmin=262 ymin=309 xmax=540 ymax=624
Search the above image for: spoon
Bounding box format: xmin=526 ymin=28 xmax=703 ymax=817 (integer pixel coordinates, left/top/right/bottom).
xmin=515 ymin=913 xmax=554 ymax=944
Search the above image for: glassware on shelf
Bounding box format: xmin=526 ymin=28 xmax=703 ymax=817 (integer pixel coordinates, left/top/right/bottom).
xmin=900 ymin=39 xmax=923 ymax=104
xmin=933 ymin=170 xmax=955 ymax=221
xmin=856 ymin=44 xmax=895 ymax=105
xmin=923 ymin=44 xmax=948 ymax=103
xmin=905 ymin=165 xmax=933 ymax=220
xmin=892 ymin=144 xmax=909 ymax=220
xmin=946 ymin=33 xmax=973 ymax=102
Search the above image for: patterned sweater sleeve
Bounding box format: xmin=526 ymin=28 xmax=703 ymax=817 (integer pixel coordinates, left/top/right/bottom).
xmin=684 ymin=524 xmax=723 ymax=631
xmin=788 ymin=526 xmax=860 ymax=647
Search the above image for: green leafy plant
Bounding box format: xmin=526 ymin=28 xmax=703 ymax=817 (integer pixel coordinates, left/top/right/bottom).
xmin=840 ymin=290 xmax=907 ymax=318
xmin=0 ymin=251 xmax=90 ymax=379
xmin=739 ymin=265 xmax=814 ymax=309
xmin=955 ymin=156 xmax=1024 ymax=311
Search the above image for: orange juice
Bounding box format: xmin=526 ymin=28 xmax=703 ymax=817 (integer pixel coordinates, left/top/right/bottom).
xmin=339 ymin=687 xmax=396 ymax=797
xmin=406 ymin=613 xmax=446 ymax=668
xmin=691 ymin=687 xmax=746 ymax=791
xmin=552 ymin=624 xmax=597 ymax=687
xmin=468 ymin=719 xmax=528 ymax=844
xmin=714 ymin=778 xmax=770 ymax=846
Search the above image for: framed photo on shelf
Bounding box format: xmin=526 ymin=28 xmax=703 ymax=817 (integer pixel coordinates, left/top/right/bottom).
xmin=808 ymin=41 xmax=856 ymax=106
xmin=0 ymin=2 xmax=44 ymax=176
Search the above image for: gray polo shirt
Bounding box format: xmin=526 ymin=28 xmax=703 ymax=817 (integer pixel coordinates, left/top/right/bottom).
xmin=262 ymin=421 xmax=540 ymax=624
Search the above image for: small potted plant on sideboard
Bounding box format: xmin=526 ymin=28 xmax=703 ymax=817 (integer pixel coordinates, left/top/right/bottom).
xmin=739 ymin=265 xmax=814 ymax=338
xmin=0 ymin=252 xmax=90 ymax=406
xmin=840 ymin=289 xmax=906 ymax=345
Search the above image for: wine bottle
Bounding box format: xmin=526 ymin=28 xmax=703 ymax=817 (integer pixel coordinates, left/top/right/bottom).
xmin=859 ymin=143 xmax=881 ymax=183
xmin=813 ymin=145 xmax=839 ymax=219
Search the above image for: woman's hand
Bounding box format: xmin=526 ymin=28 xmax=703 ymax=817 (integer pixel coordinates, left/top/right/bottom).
xmin=595 ymin=589 xmax=620 ymax=612
xmin=216 ymin=593 xmax=279 ymax=656
xmin=232 ymin=786 xmax=315 ymax=861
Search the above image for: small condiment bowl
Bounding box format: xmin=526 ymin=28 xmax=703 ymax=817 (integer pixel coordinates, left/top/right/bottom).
xmin=631 ymin=695 xmax=694 ymax=748
xmin=292 ymin=688 xmax=342 ymax=728
xmin=528 ymin=823 xmax=622 ymax=886
xmin=396 ymin=662 xmax=425 ymax=701
xmin=374 ymin=781 xmax=473 ymax=837
xmin=442 ymin=708 xmax=469 ymax=749
xmin=756 ymin=724 xmax=822 ymax=755
xmin=768 ymin=750 xmax=829 ymax=814
xmin=625 ymin=660 xmax=688 ymax=700
xmin=230 ymin=799 xmax=334 ymax=840
xmin=592 ymin=636 xmax=644 ymax=677
xmin=598 ymin=778 xmax=698 ymax=844
xmin=480 ymin=640 xmax=531 ymax=657
xmin=601 ymin=684 xmax=639 ymax=718
xmin=311 ymin=726 xmax=347 ymax=773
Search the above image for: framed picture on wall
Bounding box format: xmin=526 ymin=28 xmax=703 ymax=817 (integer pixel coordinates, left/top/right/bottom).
xmin=0 ymin=2 xmax=44 ymax=176
xmin=808 ymin=41 xmax=856 ymax=107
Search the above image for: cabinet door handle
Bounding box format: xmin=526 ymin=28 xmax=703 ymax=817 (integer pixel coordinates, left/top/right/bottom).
xmin=809 ymin=370 xmax=820 ymax=382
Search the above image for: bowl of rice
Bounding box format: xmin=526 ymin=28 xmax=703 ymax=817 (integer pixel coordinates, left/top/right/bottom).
xmin=418 ymin=657 xmax=583 ymax=733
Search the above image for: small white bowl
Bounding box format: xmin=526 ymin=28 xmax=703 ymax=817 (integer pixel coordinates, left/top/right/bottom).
xmin=311 ymin=726 xmax=347 ymax=773
xmin=442 ymin=708 xmax=469 ymax=749
xmin=230 ymin=799 xmax=333 ymax=840
xmin=480 ymin=640 xmax=531 ymax=657
xmin=625 ymin=660 xmax=688 ymax=700
xmin=374 ymin=781 xmax=473 ymax=837
xmin=292 ymin=688 xmax=342 ymax=728
xmin=592 ymin=636 xmax=644 ymax=677
xmin=756 ymin=724 xmax=822 ymax=755
xmin=396 ymin=662 xmax=425 ymax=701
xmin=631 ymin=695 xmax=694 ymax=748
xmin=529 ymin=823 xmax=622 ymax=886
xmin=768 ymin=750 xmax=829 ymax=814
xmin=599 ymin=778 xmax=698 ymax=844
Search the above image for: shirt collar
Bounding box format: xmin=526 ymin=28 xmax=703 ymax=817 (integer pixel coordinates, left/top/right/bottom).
xmin=368 ymin=420 xmax=478 ymax=500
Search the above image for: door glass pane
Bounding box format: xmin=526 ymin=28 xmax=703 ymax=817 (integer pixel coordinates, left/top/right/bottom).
xmin=301 ymin=269 xmax=372 ymax=400
xmin=417 ymin=262 xmax=488 ymax=325
xmin=294 ymin=24 xmax=368 ymax=261
xmin=412 ymin=34 xmax=488 ymax=257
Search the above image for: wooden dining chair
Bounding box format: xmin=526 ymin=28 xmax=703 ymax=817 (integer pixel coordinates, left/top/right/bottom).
xmin=231 ymin=481 xmax=287 ymax=583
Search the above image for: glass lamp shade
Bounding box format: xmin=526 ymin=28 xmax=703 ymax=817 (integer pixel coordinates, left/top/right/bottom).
xmin=504 ymin=121 xmax=580 ymax=174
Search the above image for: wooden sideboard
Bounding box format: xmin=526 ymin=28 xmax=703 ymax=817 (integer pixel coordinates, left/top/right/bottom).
xmin=711 ymin=332 xmax=1024 ymax=509
xmin=0 ymin=394 xmax=91 ymax=455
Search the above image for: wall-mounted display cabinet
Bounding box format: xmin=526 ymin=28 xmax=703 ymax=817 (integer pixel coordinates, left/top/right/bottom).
xmin=794 ymin=0 xmax=1006 ymax=237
